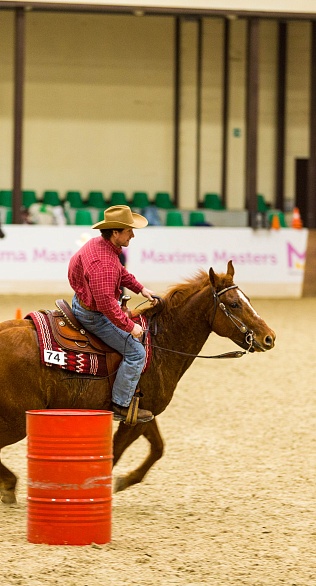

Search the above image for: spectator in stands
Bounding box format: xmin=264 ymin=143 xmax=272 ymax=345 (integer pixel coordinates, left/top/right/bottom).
xmin=21 ymin=207 xmax=33 ymax=224
xmin=27 ymin=202 xmax=67 ymax=225
xmin=141 ymin=205 xmax=162 ymax=226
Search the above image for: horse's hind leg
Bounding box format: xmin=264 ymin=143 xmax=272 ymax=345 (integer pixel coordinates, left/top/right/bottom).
xmin=113 ymin=418 xmax=164 ymax=493
xmin=0 ymin=451 xmax=17 ymax=505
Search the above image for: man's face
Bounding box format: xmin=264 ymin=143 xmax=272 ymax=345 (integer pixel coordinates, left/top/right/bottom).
xmin=111 ymin=228 xmax=135 ymax=248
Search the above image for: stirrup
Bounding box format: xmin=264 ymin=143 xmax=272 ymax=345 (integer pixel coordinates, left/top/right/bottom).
xmin=125 ymin=390 xmax=141 ymax=426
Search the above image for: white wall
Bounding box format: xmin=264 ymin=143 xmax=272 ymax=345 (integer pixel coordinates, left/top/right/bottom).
xmin=200 ymin=18 xmax=224 ymax=199
xmin=0 ymin=11 xmax=14 ymax=188
xmin=257 ymin=20 xmax=277 ymax=205
xmin=227 ymin=18 xmax=247 ymax=209
xmin=24 ymin=12 xmax=174 ymax=199
xmin=6 ymin=0 xmax=316 ymax=14
xmin=285 ymin=21 xmax=310 ymax=199
xmin=0 ymin=11 xmax=313 ymax=207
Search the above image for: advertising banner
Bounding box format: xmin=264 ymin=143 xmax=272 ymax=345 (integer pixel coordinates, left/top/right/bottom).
xmin=0 ymin=225 xmax=308 ymax=297
xmin=127 ymin=227 xmax=308 ymax=297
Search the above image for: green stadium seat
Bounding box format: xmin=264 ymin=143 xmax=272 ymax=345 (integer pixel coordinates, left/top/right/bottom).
xmin=203 ymin=193 xmax=225 ymax=210
xmin=22 ymin=190 xmax=37 ymax=208
xmin=5 ymin=209 xmax=13 ymax=224
xmin=97 ymin=209 xmax=106 ymax=223
xmin=109 ymin=191 xmax=128 ymax=206
xmin=166 ymin=210 xmax=184 ymax=226
xmin=154 ymin=192 xmax=173 ymax=209
xmin=87 ymin=191 xmax=106 ymax=208
xmin=75 ymin=209 xmax=93 ymax=225
xmin=0 ymin=190 xmax=12 ymax=207
xmin=189 ymin=211 xmax=206 ymax=226
xmin=257 ymin=194 xmax=269 ymax=213
xmin=43 ymin=190 xmax=60 ymax=206
xmin=65 ymin=191 xmax=84 ymax=208
xmin=267 ymin=210 xmax=288 ymax=228
xmin=131 ymin=191 xmax=150 ymax=209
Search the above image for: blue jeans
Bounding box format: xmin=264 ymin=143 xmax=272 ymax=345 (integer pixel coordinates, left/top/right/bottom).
xmin=72 ymin=295 xmax=146 ymax=407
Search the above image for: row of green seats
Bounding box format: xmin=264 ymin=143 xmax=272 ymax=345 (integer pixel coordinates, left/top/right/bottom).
xmin=74 ymin=209 xmax=210 ymax=227
xmin=0 ymin=189 xmax=38 ymax=209
xmin=1 ymin=207 xmax=289 ymax=227
xmin=1 ymin=191 xmax=273 ymax=213
xmin=0 ymin=190 xmax=172 ymax=210
xmin=0 ymin=189 xmax=107 ymax=209
xmin=1 ymin=206 xmax=98 ymax=226
xmin=61 ymin=191 xmax=173 ymax=209
xmin=165 ymin=210 xmax=209 ymax=227
xmin=0 ymin=190 xmax=228 ymax=211
xmin=2 ymin=209 xmax=210 ymax=226
xmin=165 ymin=210 xmax=288 ymax=228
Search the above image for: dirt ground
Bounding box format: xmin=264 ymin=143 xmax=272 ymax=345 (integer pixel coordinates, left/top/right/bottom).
xmin=1 ymin=293 xmax=316 ymax=586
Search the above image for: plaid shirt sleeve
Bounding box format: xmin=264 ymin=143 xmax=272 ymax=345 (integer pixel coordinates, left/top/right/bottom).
xmin=68 ymin=237 xmax=143 ymax=333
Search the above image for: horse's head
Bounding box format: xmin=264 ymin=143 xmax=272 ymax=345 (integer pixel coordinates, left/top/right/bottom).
xmin=208 ymin=260 xmax=276 ymax=352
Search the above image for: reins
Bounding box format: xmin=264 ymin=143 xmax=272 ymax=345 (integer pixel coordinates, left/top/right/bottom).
xmin=136 ymin=286 xmax=254 ymax=360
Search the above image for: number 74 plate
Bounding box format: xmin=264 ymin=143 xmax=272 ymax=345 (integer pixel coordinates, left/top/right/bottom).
xmin=44 ymin=349 xmax=66 ymax=366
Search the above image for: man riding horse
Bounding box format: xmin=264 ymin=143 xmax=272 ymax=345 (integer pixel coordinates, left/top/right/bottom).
xmin=68 ymin=205 xmax=158 ymax=424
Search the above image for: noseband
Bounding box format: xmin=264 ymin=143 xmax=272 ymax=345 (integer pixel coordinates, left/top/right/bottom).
xmin=212 ymin=285 xmax=254 ymax=351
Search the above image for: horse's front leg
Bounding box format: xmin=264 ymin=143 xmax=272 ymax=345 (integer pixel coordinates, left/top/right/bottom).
xmin=113 ymin=418 xmax=164 ymax=493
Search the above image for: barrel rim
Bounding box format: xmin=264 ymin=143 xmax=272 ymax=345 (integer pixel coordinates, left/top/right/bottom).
xmin=26 ymin=409 xmax=113 ymax=416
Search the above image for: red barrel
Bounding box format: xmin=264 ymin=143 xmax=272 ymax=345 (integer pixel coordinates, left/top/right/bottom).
xmin=26 ymin=409 xmax=113 ymax=546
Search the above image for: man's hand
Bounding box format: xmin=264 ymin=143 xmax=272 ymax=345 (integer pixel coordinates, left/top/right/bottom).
xmin=131 ymin=323 xmax=143 ymax=338
xmin=141 ymin=287 xmax=158 ymax=305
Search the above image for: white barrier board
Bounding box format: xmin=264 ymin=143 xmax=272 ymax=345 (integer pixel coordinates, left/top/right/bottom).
xmin=0 ymin=225 xmax=308 ymax=297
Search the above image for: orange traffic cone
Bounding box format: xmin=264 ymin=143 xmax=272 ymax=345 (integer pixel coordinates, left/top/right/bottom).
xmin=271 ymin=214 xmax=280 ymax=230
xmin=291 ymin=207 xmax=303 ymax=229
xmin=15 ymin=308 xmax=22 ymax=319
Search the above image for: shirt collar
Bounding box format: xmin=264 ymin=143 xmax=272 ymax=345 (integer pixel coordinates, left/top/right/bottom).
xmin=102 ymin=237 xmax=122 ymax=256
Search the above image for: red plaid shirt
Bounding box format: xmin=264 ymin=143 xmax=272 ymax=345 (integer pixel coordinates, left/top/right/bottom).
xmin=68 ymin=236 xmax=143 ymax=332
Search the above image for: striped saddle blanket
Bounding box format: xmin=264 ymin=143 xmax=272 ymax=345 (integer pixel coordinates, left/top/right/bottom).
xmin=26 ymin=311 xmax=151 ymax=377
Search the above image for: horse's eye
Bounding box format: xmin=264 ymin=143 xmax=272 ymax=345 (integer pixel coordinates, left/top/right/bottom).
xmin=230 ymin=302 xmax=239 ymax=309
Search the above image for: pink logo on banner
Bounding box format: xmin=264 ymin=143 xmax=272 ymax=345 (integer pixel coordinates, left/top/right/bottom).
xmin=287 ymin=242 xmax=305 ymax=270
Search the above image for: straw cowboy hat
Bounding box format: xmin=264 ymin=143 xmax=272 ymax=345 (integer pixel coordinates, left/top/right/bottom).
xmin=92 ymin=205 xmax=148 ymax=230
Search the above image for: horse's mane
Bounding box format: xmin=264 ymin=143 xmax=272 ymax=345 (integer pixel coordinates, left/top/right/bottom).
xmin=134 ymin=270 xmax=211 ymax=318
xmin=136 ymin=268 xmax=234 ymax=318
xmin=164 ymin=270 xmax=211 ymax=309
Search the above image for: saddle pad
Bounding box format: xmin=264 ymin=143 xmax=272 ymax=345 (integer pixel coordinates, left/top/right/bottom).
xmin=27 ymin=311 xmax=108 ymax=376
xmin=26 ymin=311 xmax=152 ymax=375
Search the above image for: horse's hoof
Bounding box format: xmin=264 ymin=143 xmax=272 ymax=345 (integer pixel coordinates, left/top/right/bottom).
xmin=113 ymin=476 xmax=127 ymax=493
xmin=1 ymin=491 xmax=17 ymax=505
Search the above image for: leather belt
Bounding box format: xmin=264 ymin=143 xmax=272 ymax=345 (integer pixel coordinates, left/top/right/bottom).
xmin=78 ymin=299 xmax=92 ymax=311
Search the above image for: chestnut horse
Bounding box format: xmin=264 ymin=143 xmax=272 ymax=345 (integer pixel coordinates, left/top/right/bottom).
xmin=0 ymin=261 xmax=275 ymax=504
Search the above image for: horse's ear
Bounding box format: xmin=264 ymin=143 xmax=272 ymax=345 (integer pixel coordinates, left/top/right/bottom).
xmin=227 ymin=260 xmax=235 ymax=278
xmin=209 ymin=267 xmax=217 ymax=288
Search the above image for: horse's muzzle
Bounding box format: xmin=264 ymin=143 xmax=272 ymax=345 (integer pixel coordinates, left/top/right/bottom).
xmin=253 ymin=332 xmax=276 ymax=352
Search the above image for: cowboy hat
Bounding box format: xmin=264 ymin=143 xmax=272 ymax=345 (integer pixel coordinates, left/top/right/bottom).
xmin=92 ymin=205 xmax=148 ymax=230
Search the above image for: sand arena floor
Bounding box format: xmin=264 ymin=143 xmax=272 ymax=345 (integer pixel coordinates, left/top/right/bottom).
xmin=0 ymin=294 xmax=316 ymax=586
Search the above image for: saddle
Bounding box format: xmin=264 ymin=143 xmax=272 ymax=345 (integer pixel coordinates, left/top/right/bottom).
xmin=47 ymin=299 xmax=117 ymax=356
xmin=45 ymin=299 xmax=122 ymax=387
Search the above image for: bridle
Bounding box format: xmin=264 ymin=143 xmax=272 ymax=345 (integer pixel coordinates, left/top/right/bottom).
xmin=211 ymin=284 xmax=254 ymax=351
xmin=143 ymin=285 xmax=254 ymax=360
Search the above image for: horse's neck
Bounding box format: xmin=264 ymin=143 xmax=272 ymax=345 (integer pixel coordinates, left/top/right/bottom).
xmin=141 ymin=288 xmax=213 ymax=410
xmin=152 ymin=286 xmax=212 ymax=362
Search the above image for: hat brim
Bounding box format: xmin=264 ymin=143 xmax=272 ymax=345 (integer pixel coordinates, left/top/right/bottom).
xmin=92 ymin=213 xmax=148 ymax=230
